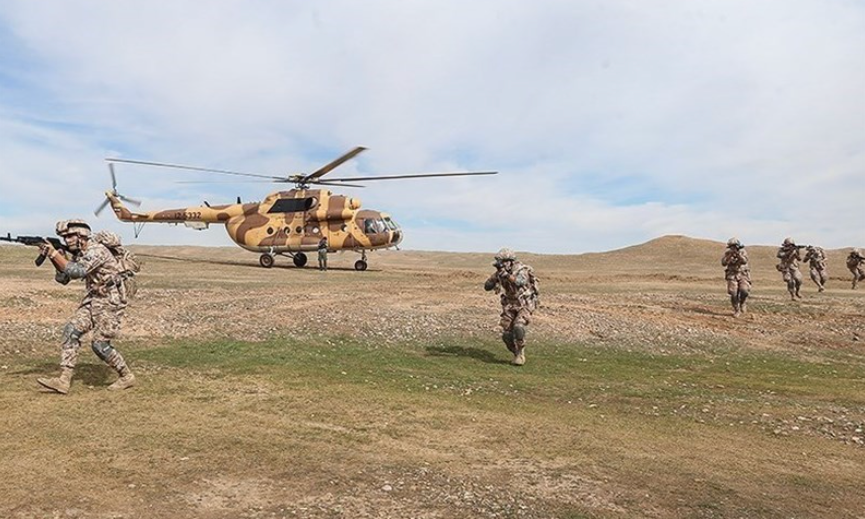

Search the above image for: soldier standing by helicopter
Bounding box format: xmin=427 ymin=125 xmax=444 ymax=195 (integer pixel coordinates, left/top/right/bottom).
xmin=484 ymin=248 xmax=539 ymax=366
xmin=35 ymin=220 xmax=137 ymax=394
xmin=318 ymin=236 xmax=328 ymax=271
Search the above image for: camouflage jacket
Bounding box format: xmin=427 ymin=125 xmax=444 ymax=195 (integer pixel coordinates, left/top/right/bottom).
xmin=847 ymin=252 xmax=865 ymax=269
xmin=776 ymin=246 xmax=801 ymax=272
xmin=721 ymin=247 xmax=750 ymax=276
xmin=59 ymin=243 xmax=126 ymax=305
xmin=485 ymin=261 xmax=537 ymax=310
xmin=803 ymin=247 xmax=827 ymax=270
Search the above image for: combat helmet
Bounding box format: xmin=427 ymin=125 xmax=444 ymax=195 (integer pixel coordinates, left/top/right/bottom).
xmin=726 ymin=237 xmax=741 ymax=248
xmin=495 ymin=247 xmax=517 ymax=262
xmin=63 ymin=219 xmax=92 ymax=238
xmin=782 ymin=237 xmax=795 ymax=246
xmin=55 ymin=220 xmax=69 ymax=236
xmin=854 ymin=248 xmax=862 ymax=255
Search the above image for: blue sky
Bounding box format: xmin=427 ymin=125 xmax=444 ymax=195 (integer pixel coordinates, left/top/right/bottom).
xmin=0 ymin=0 xmax=863 ymax=254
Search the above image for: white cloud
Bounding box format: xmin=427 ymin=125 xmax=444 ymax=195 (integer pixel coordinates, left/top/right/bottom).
xmin=0 ymin=0 xmax=863 ymax=255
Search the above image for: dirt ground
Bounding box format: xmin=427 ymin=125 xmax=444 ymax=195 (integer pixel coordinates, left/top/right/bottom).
xmin=1 ymin=235 xmax=864 ymax=518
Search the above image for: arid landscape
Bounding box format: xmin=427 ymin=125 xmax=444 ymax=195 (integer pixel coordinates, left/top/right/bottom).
xmin=2 ymin=235 xmax=864 ymax=518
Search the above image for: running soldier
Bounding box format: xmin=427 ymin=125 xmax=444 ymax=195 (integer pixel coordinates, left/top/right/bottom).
xmin=776 ymin=237 xmax=803 ymax=300
xmin=36 ymin=220 xmax=136 ymax=394
xmin=802 ymin=245 xmax=828 ymax=292
xmin=721 ymin=237 xmax=751 ymax=317
xmin=484 ymin=248 xmax=539 ymax=366
xmin=847 ymin=248 xmax=865 ymax=289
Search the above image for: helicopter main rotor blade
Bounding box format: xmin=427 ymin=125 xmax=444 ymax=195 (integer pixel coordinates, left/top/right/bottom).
xmin=313 ymin=180 xmax=366 ymax=188
xmin=174 ymin=180 xmax=282 ymax=184
xmin=94 ymin=198 xmax=111 ymax=217
xmin=106 ymin=158 xmax=284 ymax=181
xmin=322 ymin=171 xmax=498 ymax=182
xmin=301 ymin=146 xmax=367 ymax=182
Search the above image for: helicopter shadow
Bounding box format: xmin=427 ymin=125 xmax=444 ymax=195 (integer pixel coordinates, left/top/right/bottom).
xmin=137 ymin=254 xmax=380 ymax=272
xmin=13 ymin=363 xmax=117 ymax=387
xmin=425 ymin=344 xmax=511 ymax=365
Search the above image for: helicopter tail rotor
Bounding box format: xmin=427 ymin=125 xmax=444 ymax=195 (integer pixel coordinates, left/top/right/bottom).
xmin=95 ymin=163 xmax=142 ymax=216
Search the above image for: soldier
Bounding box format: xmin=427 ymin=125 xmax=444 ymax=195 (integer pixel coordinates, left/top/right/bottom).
xmin=776 ymin=237 xmax=803 ymax=300
xmin=721 ymin=237 xmax=751 ymax=317
xmin=802 ymin=245 xmax=828 ymax=292
xmin=847 ymin=248 xmax=865 ymax=289
xmin=317 ymin=236 xmax=328 ymax=271
xmin=35 ymin=220 xmax=136 ymax=394
xmin=484 ymin=248 xmax=539 ymax=366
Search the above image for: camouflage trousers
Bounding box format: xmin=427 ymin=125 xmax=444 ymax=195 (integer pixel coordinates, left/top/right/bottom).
xmin=725 ymin=272 xmax=751 ymax=296
xmin=809 ymin=267 xmax=828 ymax=288
xmin=850 ymin=266 xmax=865 ymax=288
xmin=500 ymin=305 xmax=532 ymax=350
xmin=781 ymin=268 xmax=803 ymax=294
xmin=60 ymin=298 xmax=127 ymax=372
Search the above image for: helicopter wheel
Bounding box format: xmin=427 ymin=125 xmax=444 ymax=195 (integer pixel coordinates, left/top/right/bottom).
xmin=354 ymin=260 xmax=368 ymax=271
xmin=259 ymin=254 xmax=275 ymax=268
xmin=293 ymin=253 xmax=308 ymax=268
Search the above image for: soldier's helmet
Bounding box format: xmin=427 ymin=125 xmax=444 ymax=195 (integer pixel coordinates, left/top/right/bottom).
xmin=495 ymin=248 xmax=517 ymax=262
xmin=854 ymin=248 xmax=862 ymax=255
xmin=782 ymin=237 xmax=795 ymax=246
xmin=55 ymin=220 xmax=69 ymax=236
xmin=726 ymin=237 xmax=741 ymax=248
xmin=63 ymin=219 xmax=92 ymax=238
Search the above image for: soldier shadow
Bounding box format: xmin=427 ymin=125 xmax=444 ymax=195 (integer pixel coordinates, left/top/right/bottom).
xmin=425 ymin=345 xmax=511 ymax=365
xmin=14 ymin=362 xmax=115 ymax=387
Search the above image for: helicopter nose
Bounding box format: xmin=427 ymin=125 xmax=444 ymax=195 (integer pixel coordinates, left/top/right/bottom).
xmin=391 ymin=230 xmax=402 ymax=244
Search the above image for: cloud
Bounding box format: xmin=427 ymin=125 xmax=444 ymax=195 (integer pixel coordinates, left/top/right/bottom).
xmin=0 ymin=0 xmax=863 ymax=254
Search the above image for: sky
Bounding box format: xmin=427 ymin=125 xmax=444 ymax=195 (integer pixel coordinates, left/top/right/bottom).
xmin=0 ymin=0 xmax=863 ymax=254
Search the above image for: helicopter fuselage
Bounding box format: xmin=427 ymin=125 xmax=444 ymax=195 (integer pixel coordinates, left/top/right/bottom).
xmin=107 ymin=188 xmax=402 ymax=253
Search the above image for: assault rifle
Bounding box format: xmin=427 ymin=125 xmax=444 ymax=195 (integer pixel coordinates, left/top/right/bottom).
xmin=0 ymin=233 xmax=67 ymax=266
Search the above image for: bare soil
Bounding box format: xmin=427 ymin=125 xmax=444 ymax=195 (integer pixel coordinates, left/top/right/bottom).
xmin=1 ymin=235 xmax=864 ymax=518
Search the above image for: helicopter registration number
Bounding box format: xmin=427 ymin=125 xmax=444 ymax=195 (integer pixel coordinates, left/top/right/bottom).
xmin=173 ymin=211 xmax=202 ymax=220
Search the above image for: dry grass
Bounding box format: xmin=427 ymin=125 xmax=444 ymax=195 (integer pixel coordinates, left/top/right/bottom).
xmin=1 ymin=235 xmax=865 ymax=518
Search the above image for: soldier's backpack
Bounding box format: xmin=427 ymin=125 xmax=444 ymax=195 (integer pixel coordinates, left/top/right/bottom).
xmin=93 ymin=231 xmax=142 ymax=299
xmin=518 ymin=265 xmax=540 ymax=310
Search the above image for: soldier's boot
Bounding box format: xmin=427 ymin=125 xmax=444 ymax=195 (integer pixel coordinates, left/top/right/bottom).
xmin=37 ymin=367 xmax=74 ymax=394
xmin=512 ymin=347 xmax=526 ymax=366
xmin=818 ymin=284 xmax=825 ymax=293
xmin=108 ymin=366 xmax=136 ymax=391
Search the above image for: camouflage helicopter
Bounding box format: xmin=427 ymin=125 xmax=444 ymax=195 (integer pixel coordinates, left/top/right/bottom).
xmin=96 ymin=147 xmax=496 ymax=270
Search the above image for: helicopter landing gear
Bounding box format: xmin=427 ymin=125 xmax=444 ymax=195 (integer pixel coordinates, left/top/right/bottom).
xmin=354 ymin=250 xmax=368 ymax=271
xmin=259 ymin=254 xmax=275 ymax=268
xmin=293 ymin=252 xmax=308 ymax=268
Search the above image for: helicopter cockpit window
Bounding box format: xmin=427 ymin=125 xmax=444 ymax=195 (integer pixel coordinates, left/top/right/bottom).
xmin=364 ymin=219 xmax=387 ymax=234
xmin=268 ymin=197 xmax=316 ymax=214
xmin=384 ymin=217 xmax=399 ymax=230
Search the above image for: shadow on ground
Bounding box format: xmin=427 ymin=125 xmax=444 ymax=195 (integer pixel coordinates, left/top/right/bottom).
xmin=425 ymin=345 xmax=511 ymax=365
xmin=14 ymin=362 xmax=118 ymax=387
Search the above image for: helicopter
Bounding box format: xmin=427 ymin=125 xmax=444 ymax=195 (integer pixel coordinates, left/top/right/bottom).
xmin=96 ymin=147 xmax=497 ymax=271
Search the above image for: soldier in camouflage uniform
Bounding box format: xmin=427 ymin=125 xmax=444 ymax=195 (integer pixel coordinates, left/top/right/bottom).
xmin=484 ymin=248 xmax=538 ymax=366
xmin=721 ymin=237 xmax=751 ymax=317
xmin=802 ymin=245 xmax=828 ymax=292
xmin=847 ymin=248 xmax=865 ymax=289
xmin=36 ymin=220 xmax=136 ymax=394
xmin=776 ymin=237 xmax=803 ymax=300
